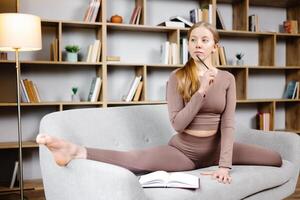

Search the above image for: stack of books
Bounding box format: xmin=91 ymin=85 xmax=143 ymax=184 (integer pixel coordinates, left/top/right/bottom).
xmin=129 ymin=5 xmax=142 ymax=24
xmin=283 ymin=80 xmax=299 ymax=99
xmin=87 ymin=77 xmax=102 ymax=102
xmin=257 ymin=112 xmax=270 ymax=131
xmin=161 ymin=42 xmax=179 ymax=65
xmin=283 ymin=20 xmax=298 ymax=34
xmin=122 ymin=75 xmax=143 ymax=102
xmin=50 ymin=38 xmax=58 ymax=61
xmin=86 ymin=40 xmax=101 ymax=62
xmin=20 ymin=79 xmax=41 ymax=103
xmin=83 ymin=0 xmax=101 ymax=22
xmin=190 ymin=5 xmax=213 ymax=25
xmin=249 ymin=14 xmax=259 ymax=32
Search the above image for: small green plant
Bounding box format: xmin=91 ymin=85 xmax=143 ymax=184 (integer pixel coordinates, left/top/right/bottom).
xmin=72 ymin=87 xmax=78 ymax=95
xmin=65 ymin=45 xmax=80 ymax=53
xmin=235 ymin=52 xmax=244 ymax=60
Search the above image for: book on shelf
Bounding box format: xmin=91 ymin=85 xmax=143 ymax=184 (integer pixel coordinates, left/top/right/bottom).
xmin=189 ymin=4 xmax=213 ymax=25
xmin=257 ymin=112 xmax=270 ymax=131
xmin=216 ymin=8 xmax=225 ymax=30
xmin=139 ymin=170 xmax=200 ymax=189
xmin=218 ymin=46 xmax=227 ymax=66
xmin=249 ymin=14 xmax=259 ymax=32
xmin=180 ymin=38 xmax=188 ymax=64
xmin=9 ymin=161 xmax=19 ymax=189
xmin=211 ymin=47 xmax=220 ymax=66
xmin=87 ymin=77 xmax=102 ymax=102
xmin=157 ymin=21 xmax=185 ymax=28
xmin=169 ymin=16 xmax=193 ymax=27
xmin=283 ymin=20 xmax=298 ymax=34
xmin=160 ymin=41 xmax=179 ymax=65
xmin=83 ymin=0 xmax=101 ymax=22
xmin=122 ymin=75 xmax=142 ymax=102
xmin=22 ymin=79 xmax=41 ymax=103
xmin=50 ymin=38 xmax=58 ymax=61
xmin=107 ymin=56 xmax=121 ymax=62
xmin=283 ymin=80 xmax=299 ymax=99
xmin=133 ymin=81 xmax=143 ymax=101
xmin=129 ymin=5 xmax=142 ymax=24
xmin=86 ymin=40 xmax=101 ymax=63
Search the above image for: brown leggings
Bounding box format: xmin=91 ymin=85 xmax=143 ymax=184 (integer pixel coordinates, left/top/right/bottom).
xmin=86 ymin=132 xmax=282 ymax=173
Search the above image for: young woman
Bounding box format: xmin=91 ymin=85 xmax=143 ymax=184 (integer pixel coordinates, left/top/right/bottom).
xmin=36 ymin=22 xmax=282 ymax=185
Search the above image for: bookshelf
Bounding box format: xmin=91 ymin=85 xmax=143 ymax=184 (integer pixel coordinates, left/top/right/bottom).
xmin=0 ymin=0 xmax=299 ymax=197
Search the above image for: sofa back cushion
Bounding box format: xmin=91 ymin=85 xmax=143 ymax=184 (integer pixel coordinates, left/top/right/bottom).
xmin=39 ymin=104 xmax=175 ymax=150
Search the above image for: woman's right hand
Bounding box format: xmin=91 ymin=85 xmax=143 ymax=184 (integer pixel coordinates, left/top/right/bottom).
xmin=197 ymin=69 xmax=217 ymax=95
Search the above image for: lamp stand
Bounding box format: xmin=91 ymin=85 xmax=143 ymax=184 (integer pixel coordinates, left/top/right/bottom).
xmin=15 ymin=48 xmax=24 ymax=200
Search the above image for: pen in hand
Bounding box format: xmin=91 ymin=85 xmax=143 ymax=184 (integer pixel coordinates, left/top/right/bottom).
xmin=196 ymin=55 xmax=214 ymax=85
xmin=196 ymin=55 xmax=209 ymax=70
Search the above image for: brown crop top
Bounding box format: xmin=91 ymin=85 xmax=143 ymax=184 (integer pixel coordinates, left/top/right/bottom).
xmin=166 ymin=69 xmax=236 ymax=169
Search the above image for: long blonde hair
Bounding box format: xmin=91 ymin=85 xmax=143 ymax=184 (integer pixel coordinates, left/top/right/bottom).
xmin=175 ymin=22 xmax=219 ymax=102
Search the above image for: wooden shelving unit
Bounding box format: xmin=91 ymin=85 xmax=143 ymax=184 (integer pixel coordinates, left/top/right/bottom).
xmin=0 ymin=0 xmax=299 ymax=198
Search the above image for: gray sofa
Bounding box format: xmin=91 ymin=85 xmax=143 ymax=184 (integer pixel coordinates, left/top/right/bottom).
xmin=38 ymin=104 xmax=300 ymax=200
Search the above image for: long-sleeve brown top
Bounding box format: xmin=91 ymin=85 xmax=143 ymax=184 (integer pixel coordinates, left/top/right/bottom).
xmin=166 ymin=69 xmax=236 ymax=169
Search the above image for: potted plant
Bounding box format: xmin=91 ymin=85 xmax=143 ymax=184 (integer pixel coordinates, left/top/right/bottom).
xmin=65 ymin=45 xmax=80 ymax=62
xmin=235 ymin=52 xmax=244 ymax=65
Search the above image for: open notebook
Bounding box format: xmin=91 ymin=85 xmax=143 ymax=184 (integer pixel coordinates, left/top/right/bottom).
xmin=138 ymin=171 xmax=200 ymax=189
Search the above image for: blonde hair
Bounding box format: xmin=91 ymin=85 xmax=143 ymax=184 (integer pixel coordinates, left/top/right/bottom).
xmin=175 ymin=22 xmax=219 ymax=102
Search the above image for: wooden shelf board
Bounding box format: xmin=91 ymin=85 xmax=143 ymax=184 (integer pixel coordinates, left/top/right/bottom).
xmin=107 ymin=23 xmax=186 ymax=32
xmin=276 ymin=33 xmax=300 ymax=38
xmin=0 ymin=102 xmax=103 ymax=107
xmin=0 ymin=141 xmax=38 ymax=150
xmin=107 ymin=63 xmax=184 ymax=68
xmin=217 ymin=0 xmax=299 ymax=8
xmin=108 ymin=101 xmax=167 ymax=105
xmin=41 ymin=19 xmax=102 ymax=28
xmin=0 ymin=179 xmax=43 ymax=193
xmin=275 ymin=129 xmax=300 ymax=134
xmin=20 ymin=60 xmax=102 ymax=66
xmin=218 ymin=30 xmax=275 ymax=37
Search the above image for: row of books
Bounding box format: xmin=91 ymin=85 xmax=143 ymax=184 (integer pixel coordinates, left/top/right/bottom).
xmin=129 ymin=5 xmax=142 ymax=24
xmin=190 ymin=5 xmax=213 ymax=25
xmin=249 ymin=14 xmax=259 ymax=32
xmin=21 ymin=79 xmax=41 ymax=103
xmin=86 ymin=40 xmax=102 ymax=63
xmin=160 ymin=42 xmax=179 ymax=65
xmin=211 ymin=46 xmax=227 ymax=66
xmin=283 ymin=80 xmax=299 ymax=99
xmin=122 ymin=75 xmax=143 ymax=102
xmin=257 ymin=112 xmax=270 ymax=131
xmin=83 ymin=0 xmax=101 ymax=22
xmin=87 ymin=77 xmax=102 ymax=102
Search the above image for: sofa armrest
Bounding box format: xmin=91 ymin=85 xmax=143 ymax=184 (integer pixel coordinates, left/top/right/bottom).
xmin=236 ymin=128 xmax=300 ymax=165
xmin=40 ymin=146 xmax=147 ymax=200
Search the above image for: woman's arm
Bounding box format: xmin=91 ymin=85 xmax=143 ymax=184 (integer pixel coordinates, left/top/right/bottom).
xmin=166 ymin=72 xmax=206 ymax=133
xmin=218 ymin=73 xmax=236 ymax=169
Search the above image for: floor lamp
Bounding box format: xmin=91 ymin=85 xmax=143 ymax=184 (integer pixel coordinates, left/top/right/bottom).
xmin=0 ymin=13 xmax=42 ymax=200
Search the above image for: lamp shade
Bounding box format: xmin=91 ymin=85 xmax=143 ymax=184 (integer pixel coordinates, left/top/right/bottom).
xmin=0 ymin=13 xmax=42 ymax=51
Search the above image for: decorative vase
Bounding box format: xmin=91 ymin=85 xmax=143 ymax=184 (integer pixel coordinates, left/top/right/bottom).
xmin=236 ymin=59 xmax=244 ymax=66
xmin=66 ymin=52 xmax=78 ymax=62
xmin=110 ymin=15 xmax=123 ymax=23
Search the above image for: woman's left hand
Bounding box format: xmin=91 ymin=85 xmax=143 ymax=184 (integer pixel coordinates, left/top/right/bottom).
xmin=200 ymin=167 xmax=232 ymax=184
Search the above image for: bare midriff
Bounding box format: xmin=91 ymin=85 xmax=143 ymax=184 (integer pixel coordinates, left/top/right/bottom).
xmin=184 ymin=129 xmax=218 ymax=137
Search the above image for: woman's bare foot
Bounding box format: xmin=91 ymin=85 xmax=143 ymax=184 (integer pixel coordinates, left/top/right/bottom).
xmin=36 ymin=134 xmax=87 ymax=166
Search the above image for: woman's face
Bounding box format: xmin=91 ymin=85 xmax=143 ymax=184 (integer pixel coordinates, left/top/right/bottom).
xmin=188 ymin=26 xmax=217 ymax=62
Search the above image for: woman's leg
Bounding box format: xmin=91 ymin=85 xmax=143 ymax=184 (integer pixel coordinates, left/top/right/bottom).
xmin=231 ymin=142 xmax=283 ymax=167
xmin=36 ymin=134 xmax=196 ymax=173
xmin=86 ymin=146 xmax=196 ymax=173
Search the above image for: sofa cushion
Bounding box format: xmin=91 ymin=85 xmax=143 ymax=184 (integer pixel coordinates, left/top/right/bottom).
xmin=142 ymin=160 xmax=294 ymax=200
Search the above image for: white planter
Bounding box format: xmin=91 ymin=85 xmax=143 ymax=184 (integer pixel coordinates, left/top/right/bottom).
xmin=66 ymin=52 xmax=78 ymax=62
xmin=236 ymin=59 xmax=244 ymax=66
